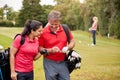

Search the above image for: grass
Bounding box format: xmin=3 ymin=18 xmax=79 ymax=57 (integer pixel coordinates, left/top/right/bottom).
xmin=0 ymin=34 xmax=12 ymax=48
xmin=0 ymin=27 xmax=120 ymax=80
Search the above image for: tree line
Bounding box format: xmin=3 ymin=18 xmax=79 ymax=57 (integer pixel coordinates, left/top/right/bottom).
xmin=0 ymin=0 xmax=120 ymax=39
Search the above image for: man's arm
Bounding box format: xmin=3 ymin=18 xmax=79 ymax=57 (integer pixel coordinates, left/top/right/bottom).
xmin=67 ymin=39 xmax=75 ymax=50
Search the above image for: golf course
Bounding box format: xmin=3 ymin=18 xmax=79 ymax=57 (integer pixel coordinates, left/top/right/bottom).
xmin=0 ymin=27 xmax=120 ymax=80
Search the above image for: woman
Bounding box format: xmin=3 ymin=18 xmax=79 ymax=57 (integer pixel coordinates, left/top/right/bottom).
xmin=89 ymin=16 xmax=98 ymax=46
xmin=10 ymin=20 xmax=43 ymax=80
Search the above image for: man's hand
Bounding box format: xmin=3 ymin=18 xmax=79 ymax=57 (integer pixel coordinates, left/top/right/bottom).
xmin=61 ymin=47 xmax=68 ymax=53
xmin=51 ymin=47 xmax=60 ymax=53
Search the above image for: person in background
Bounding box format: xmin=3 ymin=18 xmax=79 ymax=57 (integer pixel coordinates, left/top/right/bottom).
xmin=89 ymin=16 xmax=98 ymax=46
xmin=39 ymin=10 xmax=75 ymax=80
xmin=10 ymin=20 xmax=43 ymax=80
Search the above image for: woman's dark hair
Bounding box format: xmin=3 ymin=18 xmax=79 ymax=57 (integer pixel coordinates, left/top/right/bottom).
xmin=21 ymin=20 xmax=42 ymax=37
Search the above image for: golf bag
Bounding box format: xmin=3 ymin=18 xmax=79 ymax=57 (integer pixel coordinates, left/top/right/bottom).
xmin=0 ymin=34 xmax=25 ymax=80
xmin=0 ymin=48 xmax=11 ymax=80
xmin=65 ymin=50 xmax=81 ymax=73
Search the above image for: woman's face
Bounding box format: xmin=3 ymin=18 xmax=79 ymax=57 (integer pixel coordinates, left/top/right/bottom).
xmin=93 ymin=17 xmax=98 ymax=21
xmin=32 ymin=26 xmax=43 ymax=37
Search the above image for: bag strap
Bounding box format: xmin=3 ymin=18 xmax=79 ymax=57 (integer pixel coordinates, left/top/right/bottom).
xmin=14 ymin=34 xmax=25 ymax=45
xmin=62 ymin=24 xmax=70 ymax=44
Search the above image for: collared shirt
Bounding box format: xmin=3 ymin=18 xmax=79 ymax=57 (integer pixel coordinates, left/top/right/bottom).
xmin=13 ymin=35 xmax=39 ymax=72
xmin=39 ymin=24 xmax=73 ymax=62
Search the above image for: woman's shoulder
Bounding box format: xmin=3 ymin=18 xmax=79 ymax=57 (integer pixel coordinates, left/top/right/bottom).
xmin=14 ymin=34 xmax=22 ymax=40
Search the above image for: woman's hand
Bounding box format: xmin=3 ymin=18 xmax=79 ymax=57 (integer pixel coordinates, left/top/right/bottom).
xmin=11 ymin=71 xmax=17 ymax=80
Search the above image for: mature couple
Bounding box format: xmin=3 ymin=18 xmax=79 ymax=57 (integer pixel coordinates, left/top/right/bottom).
xmin=10 ymin=10 xmax=75 ymax=80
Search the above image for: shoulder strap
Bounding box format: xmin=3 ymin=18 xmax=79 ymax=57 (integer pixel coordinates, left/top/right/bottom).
xmin=14 ymin=34 xmax=25 ymax=45
xmin=62 ymin=24 xmax=70 ymax=44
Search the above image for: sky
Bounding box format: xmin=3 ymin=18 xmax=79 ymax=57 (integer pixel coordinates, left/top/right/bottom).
xmin=0 ymin=0 xmax=56 ymax=11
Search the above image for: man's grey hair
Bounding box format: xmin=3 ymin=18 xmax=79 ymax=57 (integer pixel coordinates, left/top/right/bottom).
xmin=48 ymin=10 xmax=61 ymax=20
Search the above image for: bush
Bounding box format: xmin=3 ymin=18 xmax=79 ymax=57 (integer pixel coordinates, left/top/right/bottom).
xmin=0 ymin=20 xmax=14 ymax=27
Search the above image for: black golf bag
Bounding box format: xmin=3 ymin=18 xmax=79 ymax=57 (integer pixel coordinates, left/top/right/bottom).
xmin=0 ymin=48 xmax=11 ymax=80
xmin=65 ymin=50 xmax=82 ymax=73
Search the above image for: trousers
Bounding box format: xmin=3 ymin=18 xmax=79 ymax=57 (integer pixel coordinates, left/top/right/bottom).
xmin=43 ymin=58 xmax=70 ymax=80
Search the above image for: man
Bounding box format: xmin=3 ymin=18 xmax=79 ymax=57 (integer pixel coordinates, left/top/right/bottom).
xmin=39 ymin=10 xmax=75 ymax=80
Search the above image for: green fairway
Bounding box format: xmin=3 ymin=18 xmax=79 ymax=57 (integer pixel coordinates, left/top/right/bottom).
xmin=0 ymin=27 xmax=120 ymax=80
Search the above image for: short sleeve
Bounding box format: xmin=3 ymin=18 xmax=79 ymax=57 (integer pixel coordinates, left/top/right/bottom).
xmin=12 ymin=35 xmax=22 ymax=49
xmin=38 ymin=33 xmax=44 ymax=47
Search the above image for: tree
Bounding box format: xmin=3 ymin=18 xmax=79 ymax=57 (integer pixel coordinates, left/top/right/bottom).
xmin=42 ymin=5 xmax=54 ymax=26
xmin=54 ymin=0 xmax=83 ymax=30
xmin=0 ymin=8 xmax=3 ymax=20
xmin=18 ymin=0 xmax=44 ymax=26
xmin=108 ymin=0 xmax=120 ymax=39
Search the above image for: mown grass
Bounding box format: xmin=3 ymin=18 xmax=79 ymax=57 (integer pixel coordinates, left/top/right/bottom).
xmin=0 ymin=27 xmax=120 ymax=80
xmin=0 ymin=34 xmax=12 ymax=48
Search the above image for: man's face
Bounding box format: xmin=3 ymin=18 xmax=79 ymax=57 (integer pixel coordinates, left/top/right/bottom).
xmin=48 ymin=20 xmax=60 ymax=32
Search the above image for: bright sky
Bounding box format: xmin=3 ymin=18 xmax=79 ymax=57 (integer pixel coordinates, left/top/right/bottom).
xmin=0 ymin=0 xmax=56 ymax=11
